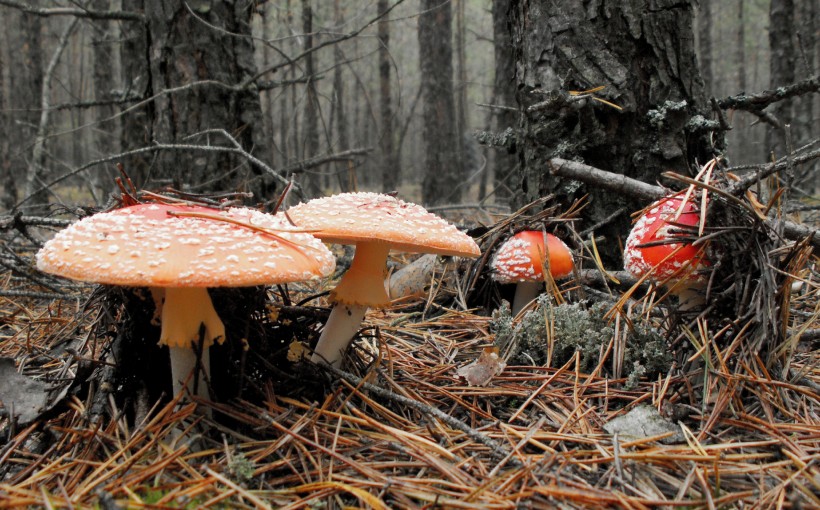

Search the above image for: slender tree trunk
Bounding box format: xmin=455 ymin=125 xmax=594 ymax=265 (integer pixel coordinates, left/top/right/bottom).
xmin=333 ymin=0 xmax=351 ymax=191
xmin=794 ymin=0 xmax=817 ymax=192
xmin=378 ymin=0 xmax=399 ymax=193
xmin=767 ymin=0 xmax=796 ymax=160
xmin=302 ymin=1 xmax=321 ymax=194
xmin=0 ymin=23 xmax=13 ymax=210
xmin=454 ymin=0 xmax=468 ymax=194
xmin=14 ymin=13 xmax=45 ymax=206
xmin=418 ymin=0 xmax=461 ymax=206
xmin=491 ymin=0 xmax=517 ymax=204
xmin=736 ymin=0 xmax=746 ymax=93
xmin=120 ymin=0 xmax=152 ymax=187
xmin=696 ymin=1 xmax=713 ymax=97
xmin=510 ymin=0 xmax=711 ymax=263
xmin=91 ymin=0 xmax=119 ymax=202
xmin=120 ymin=1 xmax=272 ymax=198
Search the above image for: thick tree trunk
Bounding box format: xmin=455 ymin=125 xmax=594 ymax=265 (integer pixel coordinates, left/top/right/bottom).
xmin=510 ymin=0 xmax=711 ymax=263
xmin=418 ymin=0 xmax=462 ymax=206
xmin=491 ymin=0 xmax=517 ymax=204
xmin=120 ymin=1 xmax=272 ymax=199
xmin=378 ymin=0 xmax=399 ymax=193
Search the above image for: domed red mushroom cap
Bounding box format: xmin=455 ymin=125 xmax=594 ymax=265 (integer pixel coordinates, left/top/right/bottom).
xmin=491 ymin=230 xmax=574 ymax=284
xmin=623 ymin=194 xmax=709 ymax=281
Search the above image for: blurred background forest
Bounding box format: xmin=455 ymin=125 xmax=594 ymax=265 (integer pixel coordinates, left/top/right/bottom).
xmin=0 ymin=0 xmax=816 ymax=213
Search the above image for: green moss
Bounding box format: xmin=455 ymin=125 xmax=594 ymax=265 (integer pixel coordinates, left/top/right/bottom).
xmin=492 ymin=297 xmax=671 ymax=386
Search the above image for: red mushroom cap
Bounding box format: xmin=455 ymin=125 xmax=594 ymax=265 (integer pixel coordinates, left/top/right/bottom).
xmin=491 ymin=231 xmax=574 ymax=284
xmin=623 ymin=194 xmax=709 ymax=281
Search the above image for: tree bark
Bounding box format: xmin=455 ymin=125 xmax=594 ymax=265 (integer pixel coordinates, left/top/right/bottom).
xmin=91 ymin=0 xmax=119 ymax=201
xmin=418 ymin=0 xmax=462 ymax=206
xmin=696 ymin=1 xmax=713 ymax=97
xmin=301 ymin=0 xmax=320 ymax=194
xmin=14 ymin=13 xmax=45 ymax=206
xmin=509 ymin=0 xmax=711 ymax=263
xmin=333 ymin=0 xmax=351 ymax=191
xmin=0 ymin=21 xmax=12 ymax=210
xmin=766 ymin=0 xmax=796 ymax=159
xmin=119 ymin=0 xmax=273 ymax=199
xmin=491 ymin=0 xmax=517 ymax=204
xmin=378 ymin=0 xmax=399 ymax=193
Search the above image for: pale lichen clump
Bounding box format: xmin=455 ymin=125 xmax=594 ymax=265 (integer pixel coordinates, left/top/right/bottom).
xmin=492 ymin=296 xmax=670 ymax=388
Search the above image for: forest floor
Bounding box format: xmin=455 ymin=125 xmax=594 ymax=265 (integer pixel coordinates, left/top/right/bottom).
xmin=0 ymin=191 xmax=818 ymax=509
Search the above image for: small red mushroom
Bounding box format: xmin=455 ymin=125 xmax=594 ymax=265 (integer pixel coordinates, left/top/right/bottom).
xmin=623 ymin=194 xmax=710 ymax=310
xmin=491 ymin=230 xmax=574 ymax=314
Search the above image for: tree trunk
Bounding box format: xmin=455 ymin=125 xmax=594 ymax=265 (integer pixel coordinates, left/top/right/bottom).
xmin=333 ymin=0 xmax=351 ymax=192
xmin=0 ymin=22 xmax=13 ymax=210
xmin=378 ymin=0 xmax=399 ymax=193
xmin=736 ymin=0 xmax=746 ymax=93
xmin=418 ymin=0 xmax=462 ymax=206
xmin=454 ymin=0 xmax=468 ymax=194
xmin=491 ymin=0 xmax=518 ymax=204
xmin=301 ymin=0 xmax=321 ymax=194
xmin=510 ymin=0 xmax=711 ymax=263
xmin=794 ymin=0 xmax=817 ymax=192
xmin=91 ymin=0 xmax=120 ymax=202
xmin=696 ymin=1 xmax=713 ymax=97
xmin=119 ymin=0 xmax=273 ymax=199
xmin=14 ymin=13 xmax=45 ymax=206
xmin=766 ymin=0 xmax=796 ymax=160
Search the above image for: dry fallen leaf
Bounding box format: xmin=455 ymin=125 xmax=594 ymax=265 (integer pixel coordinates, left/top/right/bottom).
xmin=456 ymin=347 xmax=506 ymax=387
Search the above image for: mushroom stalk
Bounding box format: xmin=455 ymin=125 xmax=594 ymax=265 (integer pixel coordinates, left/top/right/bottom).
xmin=310 ymin=304 xmax=368 ymax=367
xmin=311 ymin=242 xmax=391 ymax=367
xmin=157 ymin=287 xmax=225 ymax=401
xmin=511 ymin=281 xmax=542 ymax=315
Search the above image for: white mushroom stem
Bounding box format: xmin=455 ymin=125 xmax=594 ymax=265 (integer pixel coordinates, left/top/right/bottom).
xmin=311 ymin=242 xmax=391 ymax=367
xmin=670 ymin=282 xmax=706 ymax=312
xmin=511 ymin=281 xmax=543 ymax=316
xmin=155 ymin=287 xmax=226 ymax=402
xmin=310 ymin=304 xmax=368 ymax=367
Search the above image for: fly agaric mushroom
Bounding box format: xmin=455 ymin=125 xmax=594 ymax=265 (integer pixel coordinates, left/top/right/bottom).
xmin=286 ymin=192 xmax=481 ymax=367
xmin=36 ymin=203 xmax=335 ymax=402
xmin=623 ymin=194 xmax=710 ymax=310
xmin=491 ymin=230 xmax=574 ymax=314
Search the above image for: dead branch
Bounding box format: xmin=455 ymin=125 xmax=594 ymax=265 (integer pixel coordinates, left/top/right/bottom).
xmin=0 ymin=0 xmax=145 ymax=21
xmin=547 ymin=157 xmax=820 ymax=248
xmin=716 ymin=75 xmax=819 ymax=112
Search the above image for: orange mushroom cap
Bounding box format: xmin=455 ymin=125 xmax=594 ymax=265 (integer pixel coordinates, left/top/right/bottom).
xmin=285 ymin=192 xmax=481 ymax=258
xmin=36 ymin=203 xmax=335 ymax=288
xmin=491 ymin=231 xmax=574 ymax=284
xmin=623 ymin=194 xmax=709 ymax=281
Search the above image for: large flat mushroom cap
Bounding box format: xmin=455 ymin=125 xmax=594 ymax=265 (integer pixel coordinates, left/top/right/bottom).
xmin=36 ymin=203 xmax=335 ymax=287
xmin=285 ymin=192 xmax=480 ymax=257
